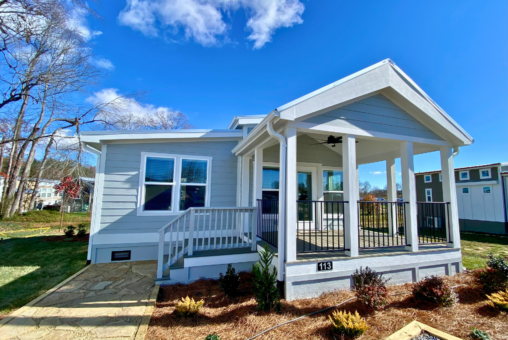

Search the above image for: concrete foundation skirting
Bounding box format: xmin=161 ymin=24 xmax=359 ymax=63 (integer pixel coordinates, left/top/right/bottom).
xmin=284 ymin=249 xmax=462 ymax=301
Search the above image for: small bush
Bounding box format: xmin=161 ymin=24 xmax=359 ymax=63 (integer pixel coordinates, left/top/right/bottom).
xmin=252 ymin=244 xmax=280 ymax=311
xmin=412 ymin=276 xmax=457 ymax=307
xmin=219 ymin=264 xmax=240 ymax=297
xmin=486 ymin=289 xmax=508 ymax=311
xmin=329 ymin=310 xmax=369 ymax=338
xmin=64 ymin=226 xmax=75 ymax=238
xmin=352 ymin=266 xmax=389 ymax=309
xmin=204 ymin=333 xmax=220 ymax=340
xmin=470 ymin=327 xmax=491 ymax=340
xmin=77 ymin=224 xmax=87 ymax=237
xmin=175 ymin=296 xmax=204 ymax=317
xmin=478 ymin=253 xmax=508 ymax=294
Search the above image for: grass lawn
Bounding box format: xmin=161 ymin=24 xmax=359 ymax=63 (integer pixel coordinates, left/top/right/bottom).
xmin=0 ymin=234 xmax=88 ymax=317
xmin=460 ymin=232 xmax=508 ymax=270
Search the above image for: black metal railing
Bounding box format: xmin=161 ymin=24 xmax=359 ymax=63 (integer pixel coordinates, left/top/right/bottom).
xmin=417 ymin=202 xmax=450 ymax=244
xmin=257 ymin=199 xmax=279 ymax=248
xmin=358 ymin=201 xmax=408 ymax=248
xmin=297 ymin=200 xmax=348 ymax=253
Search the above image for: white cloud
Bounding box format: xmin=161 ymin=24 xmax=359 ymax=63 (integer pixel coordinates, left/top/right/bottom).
xmin=369 ymin=171 xmax=386 ymax=175
xmin=92 ymin=58 xmax=115 ymax=70
xmin=67 ymin=7 xmax=103 ymax=41
xmin=118 ymin=0 xmax=304 ymax=49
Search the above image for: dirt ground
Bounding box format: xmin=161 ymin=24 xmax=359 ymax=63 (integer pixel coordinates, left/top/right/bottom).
xmin=148 ymin=272 xmax=508 ymax=340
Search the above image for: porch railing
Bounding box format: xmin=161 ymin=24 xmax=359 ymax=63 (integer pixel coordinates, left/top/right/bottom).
xmin=358 ymin=201 xmax=408 ymax=248
xmin=416 ymin=202 xmax=450 ymax=244
xmin=157 ymin=206 xmax=257 ymax=279
xmin=256 ymin=199 xmax=279 ymax=248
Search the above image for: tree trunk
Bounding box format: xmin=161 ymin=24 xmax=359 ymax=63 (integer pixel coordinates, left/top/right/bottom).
xmin=59 ymin=194 xmax=66 ymax=231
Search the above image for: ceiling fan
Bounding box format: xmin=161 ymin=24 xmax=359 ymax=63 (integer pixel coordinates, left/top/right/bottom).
xmin=310 ymin=135 xmax=358 ymax=147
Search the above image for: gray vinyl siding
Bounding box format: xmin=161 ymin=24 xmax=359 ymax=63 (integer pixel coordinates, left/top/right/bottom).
xmin=302 ymin=94 xmax=443 ymax=141
xmin=99 ymin=141 xmax=239 ymax=234
xmin=264 ymin=134 xmax=342 ymax=167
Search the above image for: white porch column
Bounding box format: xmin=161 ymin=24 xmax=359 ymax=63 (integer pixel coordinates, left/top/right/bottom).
xmin=241 ymin=155 xmax=250 ymax=207
xmin=285 ymin=127 xmax=298 ymax=262
xmin=252 ymin=148 xmax=263 ymax=206
xmin=343 ymin=135 xmax=359 ymax=257
xmin=386 ymin=157 xmax=397 ymax=236
xmin=441 ymin=147 xmax=460 ymax=248
xmin=400 ymin=142 xmax=418 ymax=252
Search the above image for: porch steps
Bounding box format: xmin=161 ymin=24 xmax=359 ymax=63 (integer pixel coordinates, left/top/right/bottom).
xmin=155 ymin=247 xmax=259 ymax=285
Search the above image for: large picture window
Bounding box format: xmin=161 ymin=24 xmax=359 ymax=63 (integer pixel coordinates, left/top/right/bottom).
xmin=138 ymin=153 xmax=211 ymax=215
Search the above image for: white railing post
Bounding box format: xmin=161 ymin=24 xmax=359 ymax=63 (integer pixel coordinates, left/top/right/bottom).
xmin=188 ymin=209 xmax=195 ymax=256
xmin=252 ymin=207 xmax=258 ymax=251
xmin=157 ymin=229 xmax=165 ymax=279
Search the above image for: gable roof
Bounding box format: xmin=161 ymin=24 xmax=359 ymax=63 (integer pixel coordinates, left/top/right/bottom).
xmin=415 ymin=163 xmax=508 ymax=175
xmin=276 ymin=59 xmax=473 ymax=147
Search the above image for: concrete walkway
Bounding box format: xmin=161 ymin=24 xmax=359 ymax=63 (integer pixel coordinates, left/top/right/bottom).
xmin=0 ymin=261 xmax=158 ymax=340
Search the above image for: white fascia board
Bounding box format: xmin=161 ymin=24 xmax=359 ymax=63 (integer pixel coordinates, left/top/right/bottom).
xmin=277 ymin=59 xmax=392 ymax=112
xmin=231 ymin=111 xmax=279 ymax=155
xmin=80 ymin=129 xmax=243 ymax=144
xmin=279 ymin=63 xmax=391 ymax=121
xmin=228 ymin=115 xmax=267 ymax=129
xmin=387 ymin=67 xmax=473 ymax=146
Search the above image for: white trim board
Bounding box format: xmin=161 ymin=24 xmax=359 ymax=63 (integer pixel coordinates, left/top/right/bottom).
xmin=456 ymin=180 xmax=498 ymax=187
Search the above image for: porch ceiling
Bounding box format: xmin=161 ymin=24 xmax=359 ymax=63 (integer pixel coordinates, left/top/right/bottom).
xmin=304 ymin=132 xmax=440 ymax=165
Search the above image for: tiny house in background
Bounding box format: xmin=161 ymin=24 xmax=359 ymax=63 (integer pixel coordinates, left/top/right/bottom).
xmin=416 ymin=163 xmax=508 ymax=235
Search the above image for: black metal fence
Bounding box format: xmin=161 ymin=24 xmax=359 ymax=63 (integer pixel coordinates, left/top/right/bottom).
xmin=256 ymin=199 xmax=278 ymax=248
xmin=297 ymin=200 xmax=348 ymax=253
xmin=358 ymin=201 xmax=408 ymax=248
xmin=417 ymin=202 xmax=450 ymax=244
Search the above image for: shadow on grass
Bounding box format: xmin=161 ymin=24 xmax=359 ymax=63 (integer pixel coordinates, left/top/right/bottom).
xmin=460 ymin=232 xmax=508 ymax=247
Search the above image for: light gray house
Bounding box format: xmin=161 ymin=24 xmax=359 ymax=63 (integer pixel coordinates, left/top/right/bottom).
xmin=81 ymin=59 xmax=473 ymax=301
xmin=416 ymin=163 xmax=508 ymax=235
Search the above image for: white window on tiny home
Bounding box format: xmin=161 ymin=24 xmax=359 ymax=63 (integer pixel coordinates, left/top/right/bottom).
xmin=459 ymin=171 xmax=470 ymax=181
xmin=439 ymin=174 xmax=442 ymax=182
xmin=462 ymin=187 xmax=470 ymax=194
xmin=483 ymin=186 xmax=491 ymax=194
xmin=425 ymin=188 xmax=433 ymax=202
xmin=137 ymin=152 xmax=212 ymax=215
xmin=480 ymin=168 xmax=492 ymax=179
xmin=424 ymin=174 xmax=432 ymax=183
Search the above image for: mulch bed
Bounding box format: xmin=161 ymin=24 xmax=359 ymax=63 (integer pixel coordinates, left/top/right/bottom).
xmin=42 ymin=234 xmax=89 ymax=242
xmin=148 ymin=272 xmax=508 ymax=340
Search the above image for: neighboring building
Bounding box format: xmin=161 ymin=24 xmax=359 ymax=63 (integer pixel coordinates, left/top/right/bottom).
xmin=81 ymin=59 xmax=473 ymax=301
xmin=416 ymin=163 xmax=508 ymax=235
xmin=33 ymin=180 xmax=63 ymax=209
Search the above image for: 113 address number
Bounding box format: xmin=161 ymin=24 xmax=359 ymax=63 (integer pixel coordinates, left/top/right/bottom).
xmin=317 ymin=261 xmax=333 ymax=271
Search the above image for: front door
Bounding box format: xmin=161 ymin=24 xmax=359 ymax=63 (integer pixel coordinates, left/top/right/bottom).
xmin=297 ymin=166 xmax=317 ymax=230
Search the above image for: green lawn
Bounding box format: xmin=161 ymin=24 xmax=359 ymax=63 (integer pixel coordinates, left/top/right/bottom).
xmin=461 ymin=232 xmax=508 ymax=270
xmin=0 ymin=235 xmax=88 ymax=316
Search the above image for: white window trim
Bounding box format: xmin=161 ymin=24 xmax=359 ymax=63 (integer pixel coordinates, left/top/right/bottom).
xmin=459 ymin=171 xmax=470 ymax=181
xmin=322 ymin=167 xmax=344 ymax=197
xmin=425 ymin=188 xmax=433 ymax=202
xmin=137 ymin=152 xmax=212 ymax=216
xmin=424 ymin=175 xmax=432 ymax=183
xmin=462 ymin=187 xmax=470 ymax=194
xmin=483 ymin=186 xmax=491 ymax=194
xmin=261 ymin=163 xmax=281 ymax=192
xmin=480 ymin=168 xmax=492 ymax=179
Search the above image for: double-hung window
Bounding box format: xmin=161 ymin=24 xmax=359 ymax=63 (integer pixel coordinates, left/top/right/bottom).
xmin=323 ymin=169 xmax=343 ymax=215
xmin=262 ymin=167 xmax=280 ymax=200
xmin=425 ymin=188 xmax=433 ymax=202
xmin=138 ymin=153 xmax=211 ymax=215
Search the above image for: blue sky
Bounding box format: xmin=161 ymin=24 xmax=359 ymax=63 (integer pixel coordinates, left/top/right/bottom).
xmin=83 ymin=0 xmax=507 ymax=188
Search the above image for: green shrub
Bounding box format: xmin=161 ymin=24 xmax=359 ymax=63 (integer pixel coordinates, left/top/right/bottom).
xmin=477 ymin=253 xmax=508 ymax=294
xmin=204 ymin=333 xmax=221 ymax=340
xmin=77 ymin=224 xmax=87 ymax=237
xmin=64 ymin=226 xmax=75 ymax=238
xmin=252 ymin=244 xmax=280 ymax=311
xmin=470 ymin=327 xmax=491 ymax=340
xmin=219 ymin=264 xmax=240 ymax=297
xmin=412 ymin=276 xmax=457 ymax=307
xmin=329 ymin=310 xmax=369 ymax=338
xmin=352 ymin=266 xmax=389 ymax=309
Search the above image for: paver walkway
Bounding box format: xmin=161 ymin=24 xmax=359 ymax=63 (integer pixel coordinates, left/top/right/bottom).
xmin=0 ymin=261 xmax=157 ymax=340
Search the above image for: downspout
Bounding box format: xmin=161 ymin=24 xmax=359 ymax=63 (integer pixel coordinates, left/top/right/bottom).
xmin=452 ymin=147 xmax=460 ymax=158
xmin=266 ymin=114 xmax=286 ymax=283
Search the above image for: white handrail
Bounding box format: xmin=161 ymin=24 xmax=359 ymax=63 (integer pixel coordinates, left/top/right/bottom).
xmin=156 ymin=206 xmax=258 ymax=279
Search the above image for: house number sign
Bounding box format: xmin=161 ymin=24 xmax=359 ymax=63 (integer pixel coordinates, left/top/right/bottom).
xmin=317 ymin=261 xmax=333 ymax=271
